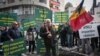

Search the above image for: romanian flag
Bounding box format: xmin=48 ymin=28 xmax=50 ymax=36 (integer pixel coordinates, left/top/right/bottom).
xmin=70 ymin=0 xmax=93 ymax=31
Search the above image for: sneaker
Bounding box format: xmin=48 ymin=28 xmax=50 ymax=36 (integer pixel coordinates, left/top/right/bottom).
xmin=32 ymin=51 xmax=37 ymax=54
xmin=21 ymin=53 xmax=27 ymax=56
xmin=34 ymin=51 xmax=37 ymax=54
xmin=29 ymin=52 xmax=32 ymax=55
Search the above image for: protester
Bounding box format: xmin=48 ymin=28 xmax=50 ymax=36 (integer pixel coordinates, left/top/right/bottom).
xmin=73 ymin=31 xmax=82 ymax=51
xmin=0 ymin=26 xmax=9 ymax=42
xmin=40 ymin=19 xmax=56 ymax=56
xmin=73 ymin=31 xmax=79 ymax=45
xmin=58 ymin=24 xmax=67 ymax=47
xmin=7 ymin=21 xmax=22 ymax=41
xmin=81 ymin=39 xmax=90 ymax=53
xmin=26 ymin=26 xmax=37 ymax=54
xmin=65 ymin=22 xmax=73 ymax=47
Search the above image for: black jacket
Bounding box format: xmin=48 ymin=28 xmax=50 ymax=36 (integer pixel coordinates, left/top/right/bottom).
xmin=40 ymin=25 xmax=56 ymax=46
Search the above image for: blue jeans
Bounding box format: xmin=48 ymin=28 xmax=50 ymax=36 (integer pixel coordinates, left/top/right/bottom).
xmin=66 ymin=34 xmax=73 ymax=47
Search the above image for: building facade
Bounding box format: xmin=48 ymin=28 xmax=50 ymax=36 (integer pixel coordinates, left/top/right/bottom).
xmin=0 ymin=0 xmax=50 ymax=20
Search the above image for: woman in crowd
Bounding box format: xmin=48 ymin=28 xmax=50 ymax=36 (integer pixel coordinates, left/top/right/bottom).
xmin=26 ymin=26 xmax=36 ymax=54
xmin=0 ymin=26 xmax=9 ymax=42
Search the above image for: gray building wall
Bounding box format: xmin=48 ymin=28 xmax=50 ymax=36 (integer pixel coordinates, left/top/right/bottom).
xmin=0 ymin=0 xmax=49 ymax=21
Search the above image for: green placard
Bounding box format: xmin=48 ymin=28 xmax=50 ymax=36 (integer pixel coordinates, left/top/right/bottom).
xmin=2 ymin=38 xmax=26 ymax=56
xmin=0 ymin=13 xmax=17 ymax=26
xmin=36 ymin=38 xmax=45 ymax=55
xmin=22 ymin=17 xmax=36 ymax=30
xmin=54 ymin=12 xmax=69 ymax=23
xmin=35 ymin=7 xmax=52 ymax=22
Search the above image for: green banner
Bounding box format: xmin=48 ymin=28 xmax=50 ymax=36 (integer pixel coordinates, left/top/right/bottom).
xmin=54 ymin=12 xmax=69 ymax=23
xmin=0 ymin=13 xmax=17 ymax=26
xmin=36 ymin=38 xmax=45 ymax=55
xmin=22 ymin=17 xmax=36 ymax=30
xmin=35 ymin=7 xmax=52 ymax=22
xmin=2 ymin=38 xmax=26 ymax=56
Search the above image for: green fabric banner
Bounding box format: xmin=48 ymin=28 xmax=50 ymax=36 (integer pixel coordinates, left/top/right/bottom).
xmin=36 ymin=38 xmax=45 ymax=55
xmin=54 ymin=12 xmax=69 ymax=23
xmin=33 ymin=7 xmax=52 ymax=31
xmin=2 ymin=38 xmax=26 ymax=56
xmin=22 ymin=18 xmax=36 ymax=30
xmin=35 ymin=7 xmax=52 ymax=22
xmin=0 ymin=13 xmax=17 ymax=26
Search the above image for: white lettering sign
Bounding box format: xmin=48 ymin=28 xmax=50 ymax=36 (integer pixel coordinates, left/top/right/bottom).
xmin=79 ymin=24 xmax=99 ymax=39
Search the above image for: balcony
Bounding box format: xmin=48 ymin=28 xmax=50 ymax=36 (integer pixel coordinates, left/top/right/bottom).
xmin=0 ymin=0 xmax=34 ymax=9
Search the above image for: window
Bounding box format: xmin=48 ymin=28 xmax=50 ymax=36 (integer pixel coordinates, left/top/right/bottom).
xmin=39 ymin=0 xmax=46 ymax=4
xmin=0 ymin=0 xmax=6 ymax=4
xmin=3 ymin=2 xmax=6 ymax=4
xmin=25 ymin=11 xmax=28 ymax=14
xmin=8 ymin=0 xmax=15 ymax=4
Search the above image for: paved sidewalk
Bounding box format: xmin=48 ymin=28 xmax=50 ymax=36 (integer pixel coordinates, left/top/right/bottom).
xmin=21 ymin=46 xmax=100 ymax=56
xmin=58 ymin=46 xmax=100 ymax=56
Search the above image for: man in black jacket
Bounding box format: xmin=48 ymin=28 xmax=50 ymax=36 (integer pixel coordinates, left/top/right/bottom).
xmin=40 ymin=19 xmax=56 ymax=56
xmin=8 ymin=21 xmax=22 ymax=41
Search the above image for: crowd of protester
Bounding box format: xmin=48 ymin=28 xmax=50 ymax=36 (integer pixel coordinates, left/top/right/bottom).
xmin=0 ymin=21 xmax=22 ymax=42
xmin=0 ymin=19 xmax=100 ymax=56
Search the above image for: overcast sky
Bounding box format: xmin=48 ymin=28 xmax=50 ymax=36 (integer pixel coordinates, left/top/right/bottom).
xmin=64 ymin=0 xmax=100 ymax=11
